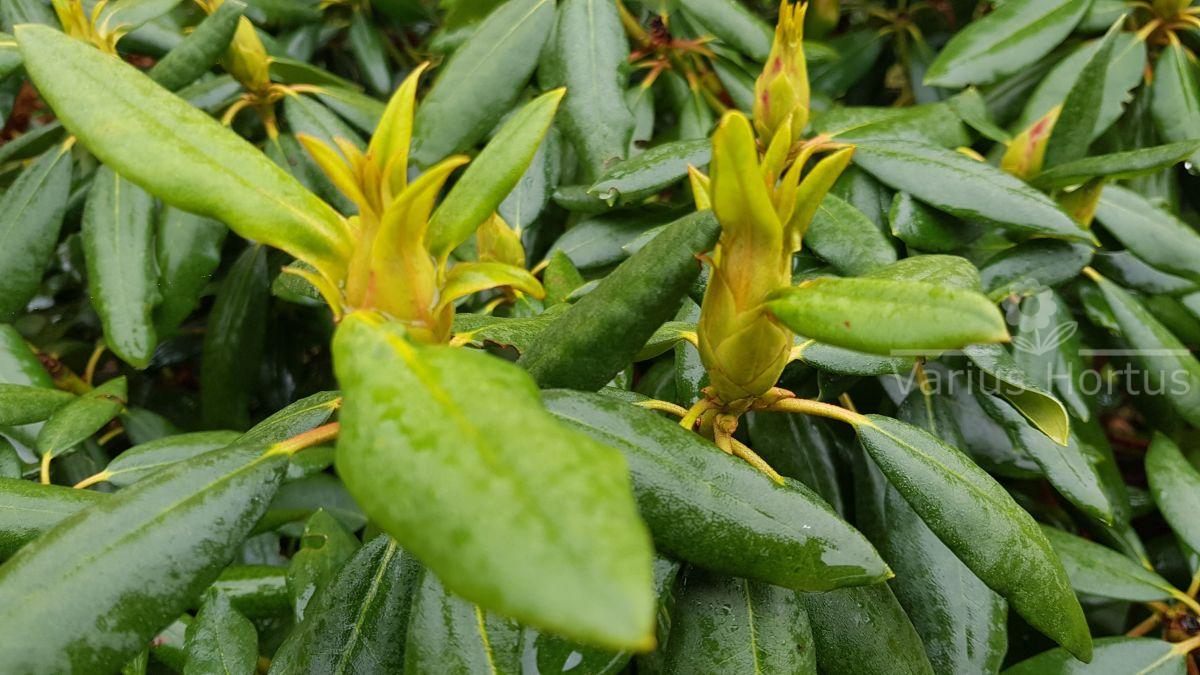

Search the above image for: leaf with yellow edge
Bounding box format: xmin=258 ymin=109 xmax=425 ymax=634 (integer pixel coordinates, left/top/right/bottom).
xmin=688 ymin=166 xmax=711 ymax=211
xmin=370 ymin=63 xmax=428 ymax=197
xmin=437 ymin=261 xmax=545 ymax=313
xmin=785 ymin=147 xmax=854 ymax=251
xmin=297 ymin=134 xmax=368 ymax=210
xmin=710 ymin=111 xmax=781 ymax=244
xmin=427 ymin=89 xmax=565 ymax=261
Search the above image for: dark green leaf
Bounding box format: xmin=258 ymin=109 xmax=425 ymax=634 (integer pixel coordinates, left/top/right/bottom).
xmin=799 ymin=584 xmax=934 ymax=675
xmin=184 ymin=589 xmax=258 ymax=675
xmin=0 ymin=145 xmax=73 ymax=322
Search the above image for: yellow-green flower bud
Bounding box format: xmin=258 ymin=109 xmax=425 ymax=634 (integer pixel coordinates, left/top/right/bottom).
xmin=222 ymin=16 xmax=272 ymax=95
xmin=1000 ymin=105 xmax=1060 ymax=181
xmin=754 ymin=1 xmax=810 ymax=147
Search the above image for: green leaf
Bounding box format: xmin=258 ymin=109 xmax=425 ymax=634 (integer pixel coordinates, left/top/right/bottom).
xmin=856 ymin=415 xmax=1091 ymax=660
xmin=271 ymin=535 xmax=420 ymax=673
xmin=146 ymin=0 xmax=244 ymax=91
xmin=154 ymin=207 xmax=227 ymax=337
xmin=549 ymin=0 xmax=635 ymax=181
xmin=888 ymin=192 xmax=972 ymax=254
xmin=965 ymin=343 xmax=1070 ymax=445
xmin=1043 ymin=20 xmax=1122 ymax=168
xmin=100 ymin=431 xmax=239 ymax=487
xmin=865 ymin=255 xmax=983 ymax=291
xmin=36 ymin=377 xmax=127 ymax=464
xmin=519 ymin=210 xmax=719 ymax=390
xmin=1146 ymin=434 xmax=1200 ymax=556
xmin=346 ymin=11 xmax=390 ymax=95
xmin=15 ymin=24 xmax=351 ymax=282
xmin=766 ymin=277 xmax=1007 ymax=356
xmin=799 ymin=584 xmax=935 ymax=675
xmin=82 ymin=167 xmax=161 ymax=368
xmin=851 ymin=139 xmax=1092 ymax=243
xmin=426 ymin=88 xmax=564 ymax=260
xmin=403 ymin=569 xmax=523 ymax=674
xmin=0 ymin=442 xmax=287 ymax=672
xmin=1040 ymin=526 xmax=1177 ymax=603
xmin=947 ymin=88 xmax=1012 ymax=143
xmin=0 ymin=384 xmax=74 ymax=427
xmin=976 ymin=390 xmax=1111 ymax=523
xmin=817 ymin=103 xmax=971 ymax=149
xmin=410 ymin=0 xmax=555 ymax=167
xmin=1089 ymin=272 xmax=1200 ymax=427
xmin=499 ymin=125 xmax=560 ymax=231
xmin=1033 ymin=142 xmax=1200 ymax=190
xmin=1152 ymin=41 xmax=1200 ymax=167
xmin=923 ymin=0 xmax=1090 ymax=88
xmin=333 ymin=314 xmax=655 ymax=651
xmin=793 ymin=340 xmax=916 ymax=377
xmin=202 ymin=245 xmax=269 ymax=430
xmin=1094 ymin=185 xmax=1200 ymax=283
xmin=980 ymin=240 xmax=1093 ymax=301
xmin=210 ymin=565 xmax=289 ymax=619
xmin=1013 ymin=31 xmax=1146 ymax=143
xmin=543 ymin=390 xmax=890 ymax=591
xmin=452 ymin=306 xmax=566 ymax=353
xmin=0 ymin=477 xmax=102 ymax=560
xmin=184 ymin=589 xmax=258 ymax=675
xmin=238 ymin=391 xmax=342 ymax=445
xmin=679 ymin=0 xmax=772 ymax=61
xmin=744 ymin=412 xmax=846 ymax=515
xmin=854 ymin=437 xmax=1007 ymax=675
xmin=587 ymin=139 xmax=710 ymax=206
xmin=0 ymin=144 xmax=73 ymax=322
xmin=286 ymin=509 xmax=360 ymax=621
xmin=262 ymin=473 xmax=365 ymax=533
xmin=806 ymin=194 xmax=897 ymax=276
xmin=1004 ymin=637 xmax=1186 ymax=675
xmin=545 ymin=209 xmax=677 ymax=269
xmin=663 ymin=567 xmax=817 ymax=674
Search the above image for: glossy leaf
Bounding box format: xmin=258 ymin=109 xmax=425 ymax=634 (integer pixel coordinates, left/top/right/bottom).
xmin=889 ymin=192 xmax=971 ymax=253
xmin=980 ymin=240 xmax=1093 ymax=301
xmin=1041 ymin=526 xmax=1176 ymax=603
xmin=410 ymin=0 xmax=554 ymax=167
xmin=0 ymin=144 xmax=72 ymax=322
xmin=766 ymin=276 xmax=1007 ymax=356
xmin=0 ymin=442 xmax=287 ymax=671
xmin=1043 ymin=20 xmax=1121 ymax=168
xmin=184 ymin=589 xmax=258 ymax=675
xmin=286 ymin=509 xmax=360 ymax=621
xmin=543 ymin=390 xmax=890 ymax=591
xmin=520 ymin=210 xmax=719 ymax=390
xmin=154 ymin=207 xmax=227 ymax=337
xmin=82 ymin=167 xmax=160 ymax=368
xmin=403 ymin=569 xmax=524 ymax=674
xmin=1094 ymin=185 xmax=1200 ymax=283
xmin=851 ymin=139 xmax=1092 ymax=242
xmin=806 ymin=193 xmax=897 ymax=276
xmin=549 ymin=0 xmax=635 ymax=180
xmin=147 ymin=0 xmax=245 ymax=91
xmin=1033 ymin=142 xmax=1200 ymax=190
xmin=36 ymin=377 xmax=126 ymax=463
xmin=333 ymin=314 xmax=655 ymax=651
xmin=924 ymin=0 xmax=1090 ymax=88
xmin=202 ymin=245 xmax=268 ymax=430
xmin=0 ymin=477 xmax=102 ymax=560
xmin=965 ymin=343 xmax=1070 ymax=445
xmin=857 ymin=415 xmax=1091 ymax=660
xmin=1005 ymin=637 xmax=1186 ymax=675
xmin=587 ymin=139 xmax=710 ymax=206
xmin=799 ymin=584 xmax=934 ymax=675
xmin=663 ymin=567 xmax=817 ymax=674
xmin=0 ymin=384 xmax=74 ymax=427
xmin=1145 ymin=434 xmax=1200 ymax=555
xmin=15 ymin=24 xmax=352 ymax=282
xmin=1152 ymin=41 xmax=1200 ymax=167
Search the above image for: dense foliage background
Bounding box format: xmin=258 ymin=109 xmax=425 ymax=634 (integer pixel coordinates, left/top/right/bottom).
xmin=4 ymin=0 xmax=1200 ymax=672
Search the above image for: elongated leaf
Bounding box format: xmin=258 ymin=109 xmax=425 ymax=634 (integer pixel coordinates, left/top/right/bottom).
xmin=333 ymin=314 xmax=655 ymax=650
xmin=663 ymin=567 xmax=816 ymax=674
xmin=851 ymin=139 xmax=1091 ymax=242
xmin=1146 ymin=434 xmax=1200 ymax=555
xmin=271 ymin=535 xmax=420 ymax=674
xmin=1005 ymin=637 xmax=1186 ymax=675
xmin=745 ymin=412 xmax=846 ymax=515
xmin=0 ymin=325 xmax=55 ymax=458
xmin=965 ymin=343 xmax=1070 ymax=445
xmin=239 ymin=391 xmax=342 ymax=445
xmin=154 ymin=207 xmax=227 ymax=337
xmin=680 ymin=0 xmax=772 ymax=61
xmin=0 ymin=477 xmax=102 ymax=560
xmin=866 ymin=255 xmax=982 ymax=290
xmin=36 ymin=377 xmax=126 ymax=463
xmin=346 ymin=10 xmax=389 ymax=94
xmin=1043 ymin=20 xmax=1121 ymax=168
xmin=806 ymin=193 xmax=897 ymax=276
xmin=426 ymin=89 xmax=564 ymax=260
xmin=550 ymin=0 xmax=635 ymax=180
xmin=83 ymin=167 xmax=160 ymax=368
xmin=410 ymin=0 xmax=554 ymax=167
xmin=15 ymin=24 xmax=352 ymax=282
xmin=184 ymin=589 xmax=258 ymax=675
xmin=286 ymin=509 xmax=359 ymax=621
xmin=856 ymin=415 xmax=1091 ymax=660
xmin=202 ymin=245 xmax=268 ymax=430
xmin=0 ymin=144 xmax=72 ymax=322
xmin=980 ymin=240 xmax=1093 ymax=301
xmin=587 ymin=139 xmax=710 ymax=206
xmin=543 ymin=390 xmax=890 ymax=591
xmin=793 ymin=341 xmax=916 ymax=377
xmin=1152 ymin=41 xmax=1200 ymax=167
xmin=1090 ymin=273 xmax=1200 ymax=426
xmin=924 ymin=0 xmax=1090 ymax=87
xmin=520 ymin=210 xmax=718 ymax=390
xmin=1094 ymin=185 xmax=1200 ymax=283
xmin=210 ymin=565 xmax=289 ymax=619
xmin=799 ymin=584 xmax=934 ymax=675
xmin=889 ymin=192 xmax=971 ymax=253
xmin=766 ymin=277 xmax=1007 ymax=356
xmin=0 ymin=442 xmax=287 ymax=671
xmin=1034 ymin=142 xmax=1200 ymax=190
xmin=402 ymin=570 xmax=523 ymax=673
xmin=1041 ymin=526 xmax=1176 ymax=603
xmin=0 ymin=384 xmax=74 ymax=426
xmin=147 ymin=0 xmax=244 ymax=91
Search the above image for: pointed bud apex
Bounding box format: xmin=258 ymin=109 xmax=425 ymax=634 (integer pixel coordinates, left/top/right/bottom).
xmin=754 ymin=1 xmax=810 ymax=146
xmin=476 ymin=213 xmax=526 ymax=268
xmin=222 ymin=17 xmax=272 ymax=94
xmin=1001 ymin=105 xmax=1061 ymax=181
